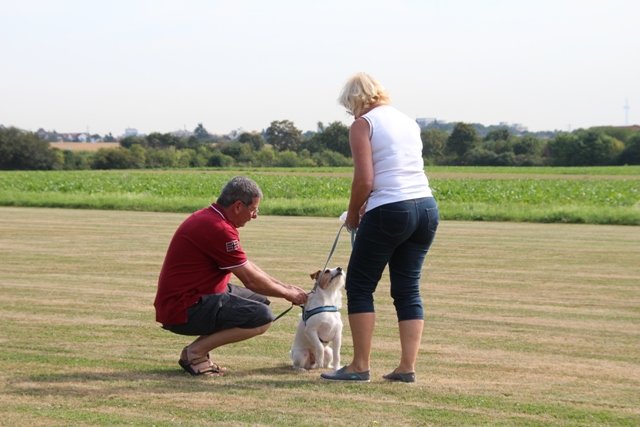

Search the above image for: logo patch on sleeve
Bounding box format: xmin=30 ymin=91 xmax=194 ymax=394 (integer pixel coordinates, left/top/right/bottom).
xmin=225 ymin=240 xmax=240 ymax=252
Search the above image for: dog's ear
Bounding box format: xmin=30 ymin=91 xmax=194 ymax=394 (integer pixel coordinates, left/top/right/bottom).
xmin=310 ymin=270 xmax=321 ymax=280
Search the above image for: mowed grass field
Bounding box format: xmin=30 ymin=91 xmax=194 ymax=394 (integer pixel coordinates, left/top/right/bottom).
xmin=0 ymin=207 xmax=638 ymax=426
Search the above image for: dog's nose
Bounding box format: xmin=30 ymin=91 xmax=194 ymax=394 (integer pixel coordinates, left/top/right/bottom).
xmin=337 ymin=267 xmax=342 ymax=272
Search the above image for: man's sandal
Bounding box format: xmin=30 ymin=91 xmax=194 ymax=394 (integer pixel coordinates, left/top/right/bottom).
xmin=178 ymin=347 xmax=225 ymax=377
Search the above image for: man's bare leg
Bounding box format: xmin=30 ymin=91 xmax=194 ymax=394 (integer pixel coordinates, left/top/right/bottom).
xmin=185 ymin=323 xmax=271 ymax=361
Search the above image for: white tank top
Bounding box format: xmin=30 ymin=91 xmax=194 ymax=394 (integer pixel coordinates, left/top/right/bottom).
xmin=361 ymin=105 xmax=433 ymax=212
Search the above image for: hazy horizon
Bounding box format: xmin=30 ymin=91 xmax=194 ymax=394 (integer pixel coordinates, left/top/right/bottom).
xmin=2 ymin=0 xmax=638 ymax=136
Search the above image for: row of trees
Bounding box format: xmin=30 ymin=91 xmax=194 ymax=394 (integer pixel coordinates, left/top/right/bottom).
xmin=1 ymin=121 xmax=639 ymax=170
xmin=422 ymin=122 xmax=640 ymax=166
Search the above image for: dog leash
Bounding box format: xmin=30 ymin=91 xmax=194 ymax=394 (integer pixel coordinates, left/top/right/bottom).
xmin=272 ymin=222 xmax=355 ymax=323
xmin=273 ymin=304 xmax=297 ymax=322
xmin=321 ymin=224 xmax=347 ymax=273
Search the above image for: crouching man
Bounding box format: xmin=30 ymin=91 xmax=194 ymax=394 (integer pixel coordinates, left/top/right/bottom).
xmin=154 ymin=176 xmax=307 ymax=376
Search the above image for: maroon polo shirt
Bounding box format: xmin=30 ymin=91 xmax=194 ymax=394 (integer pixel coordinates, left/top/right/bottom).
xmin=154 ymin=204 xmax=247 ymax=325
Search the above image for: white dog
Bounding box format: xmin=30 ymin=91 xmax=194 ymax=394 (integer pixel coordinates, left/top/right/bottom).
xmin=290 ymin=267 xmax=344 ymax=370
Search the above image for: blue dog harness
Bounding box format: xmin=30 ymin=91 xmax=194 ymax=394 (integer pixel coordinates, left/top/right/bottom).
xmin=302 ymin=305 xmax=339 ymax=324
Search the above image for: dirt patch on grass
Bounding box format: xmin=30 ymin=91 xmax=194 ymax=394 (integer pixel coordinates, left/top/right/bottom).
xmin=49 ymin=142 xmax=120 ymax=151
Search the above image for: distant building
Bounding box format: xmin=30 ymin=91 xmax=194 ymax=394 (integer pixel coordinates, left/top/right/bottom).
xmin=59 ymin=132 xmax=85 ymax=142
xmin=123 ymin=128 xmax=139 ymax=138
xmin=171 ymin=129 xmax=193 ymax=138
xmin=36 ymin=128 xmax=62 ymax=141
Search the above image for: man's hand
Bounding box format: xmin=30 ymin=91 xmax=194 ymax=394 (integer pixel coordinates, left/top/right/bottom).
xmin=286 ymin=286 xmax=308 ymax=306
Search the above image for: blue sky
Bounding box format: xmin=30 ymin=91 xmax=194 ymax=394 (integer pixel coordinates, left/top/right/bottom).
xmin=1 ymin=0 xmax=638 ymax=136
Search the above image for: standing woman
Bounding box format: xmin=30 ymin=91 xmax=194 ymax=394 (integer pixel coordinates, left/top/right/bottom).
xmin=321 ymin=73 xmax=439 ymax=383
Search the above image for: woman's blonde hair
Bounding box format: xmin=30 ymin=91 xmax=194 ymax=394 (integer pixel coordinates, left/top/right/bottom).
xmin=338 ymin=72 xmax=390 ymax=117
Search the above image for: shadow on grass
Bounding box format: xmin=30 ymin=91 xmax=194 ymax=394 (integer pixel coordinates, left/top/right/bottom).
xmin=8 ymin=363 xmax=329 ymax=398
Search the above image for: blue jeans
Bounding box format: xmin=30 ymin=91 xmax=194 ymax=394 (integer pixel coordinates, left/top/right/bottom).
xmin=346 ymin=197 xmax=439 ymax=321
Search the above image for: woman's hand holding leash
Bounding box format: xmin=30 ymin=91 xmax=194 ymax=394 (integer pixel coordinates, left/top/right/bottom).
xmin=342 ymin=207 xmax=364 ymax=233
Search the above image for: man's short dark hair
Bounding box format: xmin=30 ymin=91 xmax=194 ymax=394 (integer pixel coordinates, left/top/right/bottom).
xmin=216 ymin=176 xmax=263 ymax=207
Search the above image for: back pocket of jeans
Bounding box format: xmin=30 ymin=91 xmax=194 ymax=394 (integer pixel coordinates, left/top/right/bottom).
xmin=379 ymin=208 xmax=409 ymax=237
xmin=426 ymin=207 xmax=439 ymax=233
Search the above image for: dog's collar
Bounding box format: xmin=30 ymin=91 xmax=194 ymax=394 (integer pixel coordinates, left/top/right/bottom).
xmin=302 ymin=305 xmax=339 ymax=323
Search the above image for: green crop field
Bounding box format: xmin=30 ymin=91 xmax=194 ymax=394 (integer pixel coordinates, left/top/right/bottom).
xmin=0 ymin=166 xmax=639 ymax=224
xmin=0 ymin=207 xmax=638 ymax=426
